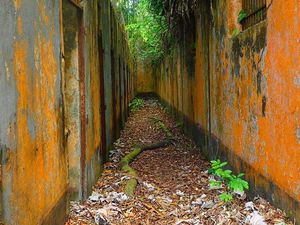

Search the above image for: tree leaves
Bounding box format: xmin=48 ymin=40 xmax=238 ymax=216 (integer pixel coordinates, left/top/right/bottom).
xmin=117 ymin=0 xmax=169 ymax=64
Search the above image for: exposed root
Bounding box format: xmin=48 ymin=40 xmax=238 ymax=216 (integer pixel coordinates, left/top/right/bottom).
xmin=120 ymin=139 xmax=173 ymax=196
xmin=141 ymin=139 xmax=173 ymax=151
xmin=120 ymin=148 xmax=141 ymax=196
xmin=120 ymin=148 xmax=142 ymax=169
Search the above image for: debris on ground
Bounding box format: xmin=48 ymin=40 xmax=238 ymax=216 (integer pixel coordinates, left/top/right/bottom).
xmin=66 ymin=99 xmax=293 ymax=225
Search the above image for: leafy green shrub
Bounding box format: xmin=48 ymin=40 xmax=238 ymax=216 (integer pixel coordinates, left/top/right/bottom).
xmin=129 ymin=98 xmax=144 ymax=112
xmin=209 ymin=159 xmax=249 ymax=202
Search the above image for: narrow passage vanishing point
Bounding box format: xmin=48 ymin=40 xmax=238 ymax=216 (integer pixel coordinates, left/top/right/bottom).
xmin=66 ymin=99 xmax=292 ymax=225
xmin=1 ymin=0 xmax=299 ymax=224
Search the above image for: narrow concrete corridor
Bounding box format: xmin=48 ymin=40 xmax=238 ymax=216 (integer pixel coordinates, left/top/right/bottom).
xmin=0 ymin=0 xmax=299 ymax=224
xmin=66 ymin=99 xmax=291 ymax=225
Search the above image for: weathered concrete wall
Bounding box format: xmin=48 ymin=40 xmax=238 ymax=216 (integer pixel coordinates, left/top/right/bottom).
xmin=0 ymin=0 xmax=68 ymax=224
xmin=0 ymin=0 xmax=135 ymax=224
xmin=144 ymin=0 xmax=300 ymax=221
xmin=62 ymin=0 xmax=135 ymax=201
xmin=137 ymin=64 xmax=155 ymax=93
xmin=101 ymin=0 xmax=135 ymax=149
xmin=83 ymin=0 xmax=103 ymax=200
xmin=101 ymin=0 xmax=114 ymax=150
xmin=62 ymin=0 xmax=83 ymax=201
xmin=63 ymin=0 xmax=104 ymax=201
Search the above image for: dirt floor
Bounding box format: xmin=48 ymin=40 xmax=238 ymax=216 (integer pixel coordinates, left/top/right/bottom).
xmin=66 ymin=99 xmax=293 ymax=225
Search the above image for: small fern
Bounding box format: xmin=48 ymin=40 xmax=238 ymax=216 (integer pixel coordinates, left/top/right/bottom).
xmin=208 ymin=160 xmax=227 ymax=173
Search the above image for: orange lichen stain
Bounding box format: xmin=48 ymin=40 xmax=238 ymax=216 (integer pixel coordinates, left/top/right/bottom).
xmin=194 ymin=18 xmax=207 ymax=128
xmin=10 ymin=35 xmax=67 ymax=225
xmin=38 ymin=0 xmax=49 ymax=25
xmin=87 ymin=55 xmax=101 ymax=162
xmin=262 ymin=0 xmax=300 ymax=201
xmin=17 ymin=16 xmax=23 ymax=35
xmin=14 ymin=0 xmax=22 ymax=10
xmin=12 ymin=40 xmax=39 ymax=224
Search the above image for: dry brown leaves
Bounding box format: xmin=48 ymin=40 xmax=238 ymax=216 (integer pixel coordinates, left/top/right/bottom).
xmin=66 ymin=99 xmax=293 ymax=225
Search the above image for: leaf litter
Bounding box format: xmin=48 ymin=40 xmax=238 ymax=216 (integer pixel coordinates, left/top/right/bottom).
xmin=66 ymin=99 xmax=293 ymax=225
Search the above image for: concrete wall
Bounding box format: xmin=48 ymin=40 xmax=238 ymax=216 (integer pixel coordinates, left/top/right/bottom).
xmin=62 ymin=0 xmax=135 ymax=201
xmin=63 ymin=0 xmax=83 ymax=201
xmin=137 ymin=64 xmax=155 ymax=93
xmin=102 ymin=1 xmax=135 ymax=147
xmin=0 ymin=0 xmax=135 ymax=224
xmin=62 ymin=0 xmax=104 ymax=201
xmin=142 ymin=0 xmax=300 ymax=221
xmin=0 ymin=0 xmax=68 ymax=224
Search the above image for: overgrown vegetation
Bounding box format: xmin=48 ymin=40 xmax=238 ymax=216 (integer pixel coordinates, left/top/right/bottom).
xmin=232 ymin=28 xmax=240 ymax=37
xmin=116 ymin=0 xmax=169 ymax=64
xmin=209 ymin=159 xmax=249 ymax=202
xmin=115 ymin=0 xmax=196 ymax=64
xmin=129 ymin=98 xmax=144 ymax=112
xmin=231 ymin=9 xmax=248 ymax=38
xmin=237 ymin=9 xmax=247 ymax=23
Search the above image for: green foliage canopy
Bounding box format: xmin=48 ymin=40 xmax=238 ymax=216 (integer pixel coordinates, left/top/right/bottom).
xmin=116 ymin=0 xmax=169 ymax=64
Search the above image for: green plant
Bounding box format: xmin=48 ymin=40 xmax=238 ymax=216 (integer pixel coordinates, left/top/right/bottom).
xmin=228 ymin=173 xmax=249 ymax=192
xmin=219 ymin=192 xmax=233 ymax=202
xmin=232 ymin=28 xmax=240 ymax=37
xmin=237 ymin=10 xmax=247 ymax=23
xmin=149 ymin=116 xmax=163 ymax=123
xmin=209 ymin=180 xmax=222 ymax=188
xmin=209 ymin=159 xmax=249 ymax=202
xmin=116 ymin=0 xmax=169 ymax=64
xmin=186 ymin=143 xmax=193 ymax=150
xmin=129 ymin=98 xmax=144 ymax=112
xmin=208 ymin=159 xmax=228 ymax=174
